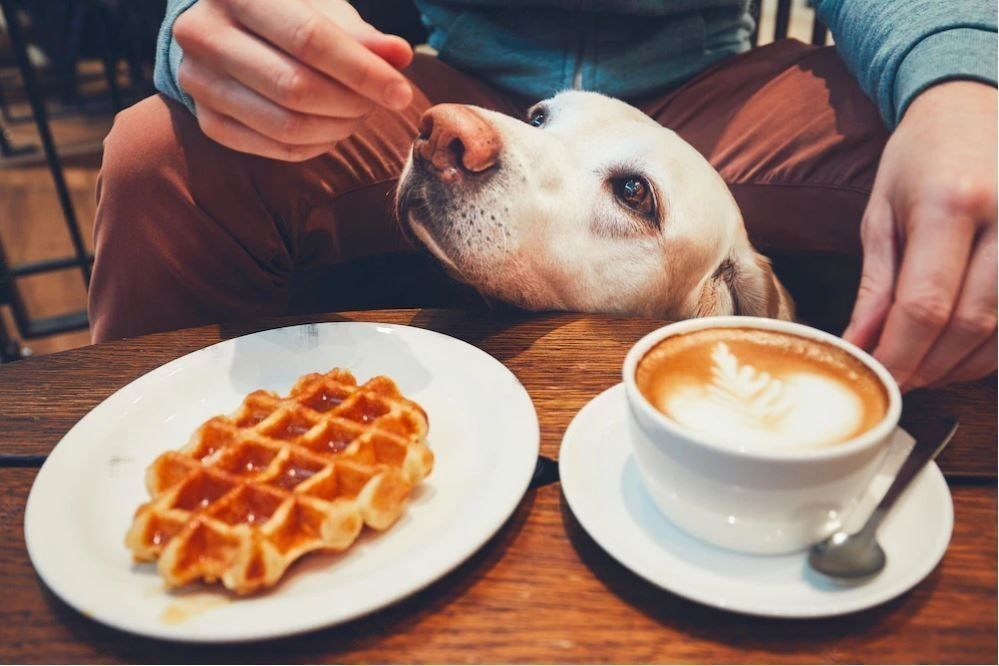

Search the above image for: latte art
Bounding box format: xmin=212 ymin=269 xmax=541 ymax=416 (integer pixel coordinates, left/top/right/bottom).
xmin=635 ymin=328 xmax=889 ymax=451
xmin=704 ymin=342 xmax=793 ymax=427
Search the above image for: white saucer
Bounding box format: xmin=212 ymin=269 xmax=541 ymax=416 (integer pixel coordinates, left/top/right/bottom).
xmin=25 ymin=322 xmax=539 ymax=642
xmin=559 ymin=384 xmax=953 ymax=618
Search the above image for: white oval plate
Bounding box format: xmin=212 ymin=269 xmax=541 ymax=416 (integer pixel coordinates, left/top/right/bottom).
xmin=25 ymin=322 xmax=539 ymax=642
xmin=560 ymin=384 xmax=953 ymax=618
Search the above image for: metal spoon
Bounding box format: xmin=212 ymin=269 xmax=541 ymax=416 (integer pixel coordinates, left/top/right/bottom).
xmin=808 ymin=417 xmax=959 ymax=579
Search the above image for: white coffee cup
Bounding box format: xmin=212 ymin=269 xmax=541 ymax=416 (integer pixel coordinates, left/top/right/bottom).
xmin=622 ymin=316 xmax=902 ymax=555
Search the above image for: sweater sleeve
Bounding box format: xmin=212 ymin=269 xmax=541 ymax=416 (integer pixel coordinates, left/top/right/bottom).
xmin=812 ymin=0 xmax=998 ymax=128
xmin=153 ymin=0 xmax=199 ymax=114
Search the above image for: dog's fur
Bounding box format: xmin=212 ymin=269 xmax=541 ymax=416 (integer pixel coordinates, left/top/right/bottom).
xmin=396 ymin=91 xmax=793 ymax=320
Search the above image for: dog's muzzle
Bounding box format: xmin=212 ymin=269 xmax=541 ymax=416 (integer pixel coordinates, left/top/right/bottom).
xmin=412 ymin=104 xmax=501 ymax=184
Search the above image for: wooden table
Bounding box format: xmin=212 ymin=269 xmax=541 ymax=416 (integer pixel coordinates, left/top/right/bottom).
xmin=1 ymin=309 xmax=995 ymax=663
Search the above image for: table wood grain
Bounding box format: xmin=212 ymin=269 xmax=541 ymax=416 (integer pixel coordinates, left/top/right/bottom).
xmin=1 ymin=467 xmax=995 ymax=664
xmin=0 ymin=309 xmax=996 ymax=663
xmin=0 ymin=310 xmax=995 ymax=476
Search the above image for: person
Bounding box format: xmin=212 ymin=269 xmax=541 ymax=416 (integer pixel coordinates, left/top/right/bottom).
xmin=89 ymin=0 xmax=997 ymax=393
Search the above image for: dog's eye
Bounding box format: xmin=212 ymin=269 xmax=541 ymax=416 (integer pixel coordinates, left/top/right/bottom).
xmin=614 ymin=176 xmax=655 ymax=217
xmin=528 ymin=108 xmax=546 ymax=127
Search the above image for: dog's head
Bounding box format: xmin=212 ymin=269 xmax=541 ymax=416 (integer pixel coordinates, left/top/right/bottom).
xmin=396 ymin=91 xmax=791 ymax=320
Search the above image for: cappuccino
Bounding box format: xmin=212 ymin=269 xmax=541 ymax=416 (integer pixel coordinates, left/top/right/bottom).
xmin=635 ymin=327 xmax=889 ymax=451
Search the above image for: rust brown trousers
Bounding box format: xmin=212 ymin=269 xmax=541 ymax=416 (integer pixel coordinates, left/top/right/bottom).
xmin=89 ymin=40 xmax=889 ymax=342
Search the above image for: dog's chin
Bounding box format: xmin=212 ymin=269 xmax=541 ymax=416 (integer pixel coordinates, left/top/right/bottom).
xmin=405 ymin=211 xmax=465 ymax=280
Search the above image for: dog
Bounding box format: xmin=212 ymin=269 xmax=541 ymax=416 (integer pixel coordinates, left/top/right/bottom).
xmin=396 ymin=91 xmax=793 ymax=320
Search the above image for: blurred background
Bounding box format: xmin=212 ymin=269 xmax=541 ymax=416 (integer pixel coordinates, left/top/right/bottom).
xmin=0 ymin=0 xmax=827 ymax=362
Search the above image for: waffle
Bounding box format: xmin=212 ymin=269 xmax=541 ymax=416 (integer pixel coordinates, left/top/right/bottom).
xmin=125 ymin=369 xmax=433 ymax=594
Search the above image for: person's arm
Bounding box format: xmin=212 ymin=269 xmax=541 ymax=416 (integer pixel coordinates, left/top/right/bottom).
xmin=815 ymin=0 xmax=998 ymax=391
xmin=812 ymin=0 xmax=997 ymax=127
xmin=149 ymin=0 xmax=415 ymax=161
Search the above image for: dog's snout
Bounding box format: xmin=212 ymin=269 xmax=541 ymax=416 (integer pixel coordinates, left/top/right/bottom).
xmin=414 ymin=105 xmax=500 ymax=181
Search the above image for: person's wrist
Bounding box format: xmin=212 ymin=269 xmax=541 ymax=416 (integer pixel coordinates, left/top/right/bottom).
xmin=902 ymin=80 xmax=998 ymax=127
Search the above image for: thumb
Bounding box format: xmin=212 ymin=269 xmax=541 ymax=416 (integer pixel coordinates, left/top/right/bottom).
xmin=843 ymin=194 xmax=898 ymax=350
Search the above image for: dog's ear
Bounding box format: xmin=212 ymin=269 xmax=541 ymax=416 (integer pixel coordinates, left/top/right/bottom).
xmin=695 ymin=250 xmax=794 ymax=320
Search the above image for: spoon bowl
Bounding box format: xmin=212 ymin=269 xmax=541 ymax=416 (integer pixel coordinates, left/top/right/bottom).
xmin=808 ymin=525 xmax=886 ymax=579
xmin=808 ymin=417 xmax=958 ymax=580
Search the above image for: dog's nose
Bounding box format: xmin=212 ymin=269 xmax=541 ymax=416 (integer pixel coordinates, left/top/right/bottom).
xmin=414 ymin=104 xmax=500 ymax=181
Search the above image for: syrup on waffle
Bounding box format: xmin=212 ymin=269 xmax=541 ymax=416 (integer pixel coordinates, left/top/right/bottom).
xmin=126 ymin=369 xmax=433 ymax=594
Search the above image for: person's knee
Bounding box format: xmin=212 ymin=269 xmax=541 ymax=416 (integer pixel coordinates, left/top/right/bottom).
xmin=94 ymin=94 xmax=204 ymax=261
xmin=90 ymin=95 xmax=293 ymax=342
xmin=100 ymin=95 xmax=189 ymax=200
xmin=93 ymin=96 xmax=190 ymax=306
xmin=91 ymin=95 xmax=204 ymax=341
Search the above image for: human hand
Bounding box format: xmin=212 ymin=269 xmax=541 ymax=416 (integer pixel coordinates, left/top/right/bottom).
xmin=174 ymin=0 xmax=414 ymax=161
xmin=844 ymin=81 xmax=997 ymax=392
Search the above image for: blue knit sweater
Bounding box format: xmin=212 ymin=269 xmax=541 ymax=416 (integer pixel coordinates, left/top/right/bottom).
xmin=154 ymin=0 xmax=997 ymax=128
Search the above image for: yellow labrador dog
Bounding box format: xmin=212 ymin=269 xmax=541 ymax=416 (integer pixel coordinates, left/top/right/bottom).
xmin=396 ymin=91 xmax=793 ymax=320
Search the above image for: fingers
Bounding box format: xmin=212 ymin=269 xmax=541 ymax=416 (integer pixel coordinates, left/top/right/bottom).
xmin=173 ymin=0 xmax=414 ymax=158
xmin=355 ymin=33 xmax=414 ymax=71
xmin=927 ymin=332 xmax=997 ymax=388
xmin=872 ymin=203 xmax=977 ymax=387
xmin=229 ymin=0 xmax=413 ymax=109
xmin=908 ymin=224 xmax=998 ymax=389
xmin=843 ymin=195 xmax=898 ymax=350
xmin=303 ymin=0 xmax=414 ymax=70
xmin=180 ymin=58 xmax=363 ymax=146
xmin=178 ymin=19 xmax=376 ymax=118
xmin=194 ymin=103 xmax=334 ymax=162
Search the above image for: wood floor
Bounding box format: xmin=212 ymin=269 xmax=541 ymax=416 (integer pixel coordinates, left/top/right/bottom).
xmin=0 ymin=3 xmax=821 ymax=360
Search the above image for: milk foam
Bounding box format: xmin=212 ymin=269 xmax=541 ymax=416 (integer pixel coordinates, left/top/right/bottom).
xmin=660 ymin=342 xmax=866 ymax=450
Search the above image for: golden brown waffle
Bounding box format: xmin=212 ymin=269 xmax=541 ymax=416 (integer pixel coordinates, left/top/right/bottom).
xmin=125 ymin=369 xmax=433 ymax=594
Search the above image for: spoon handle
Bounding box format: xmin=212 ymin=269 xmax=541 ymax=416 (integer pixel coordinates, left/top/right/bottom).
xmin=868 ymin=417 xmax=959 ymax=530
